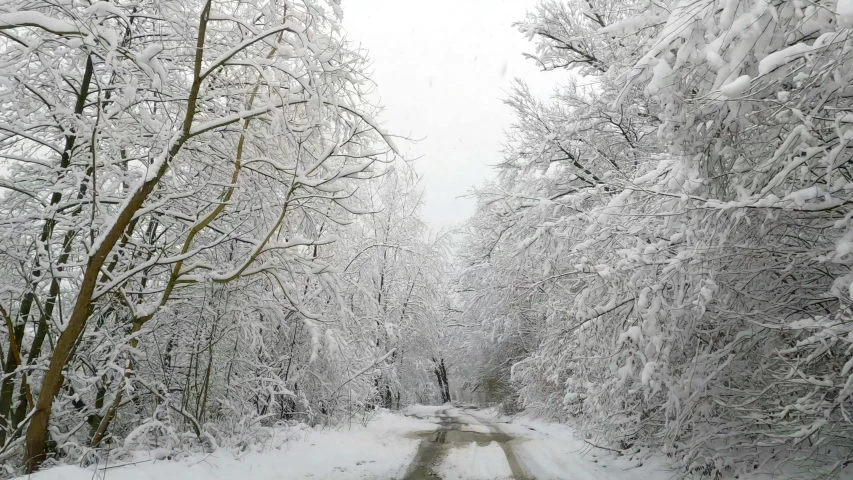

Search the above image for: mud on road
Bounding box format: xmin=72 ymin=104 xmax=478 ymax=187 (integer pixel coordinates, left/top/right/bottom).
xmin=402 ymin=407 xmax=529 ymax=480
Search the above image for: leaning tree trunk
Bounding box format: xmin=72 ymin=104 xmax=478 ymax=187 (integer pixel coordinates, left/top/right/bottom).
xmin=24 ymin=4 xmax=214 ymax=470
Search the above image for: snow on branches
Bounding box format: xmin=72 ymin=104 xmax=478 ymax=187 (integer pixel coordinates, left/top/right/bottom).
xmin=454 ymin=0 xmax=853 ymax=477
xmin=0 ymin=0 xmax=446 ymax=475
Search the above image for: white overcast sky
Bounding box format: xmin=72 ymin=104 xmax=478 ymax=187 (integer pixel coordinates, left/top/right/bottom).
xmin=343 ymin=0 xmax=561 ymax=231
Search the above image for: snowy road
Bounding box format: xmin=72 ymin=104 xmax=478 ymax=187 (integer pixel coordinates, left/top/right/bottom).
xmin=400 ymin=405 xmax=669 ymax=480
xmin=402 ymin=406 xmax=528 ymax=479
xmin=24 ymin=406 xmax=671 ymax=480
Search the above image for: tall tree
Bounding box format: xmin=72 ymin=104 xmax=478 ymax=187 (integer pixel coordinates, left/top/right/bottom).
xmin=0 ymin=0 xmax=402 ymax=471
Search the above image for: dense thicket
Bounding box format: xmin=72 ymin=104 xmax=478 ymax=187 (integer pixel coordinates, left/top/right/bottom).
xmin=0 ymin=0 xmax=449 ymax=474
xmin=454 ymin=0 xmax=853 ymax=477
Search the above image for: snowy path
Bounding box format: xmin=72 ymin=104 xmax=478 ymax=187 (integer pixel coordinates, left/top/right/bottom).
xmin=401 ymin=405 xmax=670 ymax=480
xmin=23 ymin=406 xmax=672 ymax=480
xmin=402 ymin=405 xmax=526 ymax=479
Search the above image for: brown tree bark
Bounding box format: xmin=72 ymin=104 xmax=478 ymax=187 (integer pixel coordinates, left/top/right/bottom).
xmin=0 ymin=56 xmax=95 ymax=448
xmin=23 ymin=3 xmax=213 ymax=470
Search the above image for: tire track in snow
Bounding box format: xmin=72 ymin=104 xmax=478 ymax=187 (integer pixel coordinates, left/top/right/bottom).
xmin=402 ymin=406 xmax=531 ymax=479
xmin=460 ymin=407 xmax=530 ymax=480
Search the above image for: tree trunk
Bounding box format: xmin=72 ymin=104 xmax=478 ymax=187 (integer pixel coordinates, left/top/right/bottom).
xmin=1 ymin=54 xmax=96 ymax=449
xmin=24 ymin=3 xmax=213 ymax=470
xmin=439 ymin=358 xmax=451 ymax=403
xmin=432 ymin=357 xmax=451 ymax=403
xmin=0 ymin=311 xmax=25 ymax=447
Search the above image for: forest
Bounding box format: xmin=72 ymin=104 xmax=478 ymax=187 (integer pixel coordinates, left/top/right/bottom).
xmin=1 ymin=0 xmax=852 ymax=478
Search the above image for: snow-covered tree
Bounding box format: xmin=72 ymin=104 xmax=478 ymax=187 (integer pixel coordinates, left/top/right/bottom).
xmin=0 ymin=0 xmax=441 ymax=473
xmin=454 ymin=0 xmax=853 ymax=477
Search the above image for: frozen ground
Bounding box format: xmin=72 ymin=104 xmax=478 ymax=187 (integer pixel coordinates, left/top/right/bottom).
xmin=19 ymin=405 xmax=673 ymax=480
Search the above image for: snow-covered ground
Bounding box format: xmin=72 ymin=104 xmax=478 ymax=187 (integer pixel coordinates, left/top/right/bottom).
xmin=19 ymin=412 xmax=437 ymax=480
xmin=19 ymin=406 xmax=674 ymax=480
xmin=461 ymin=408 xmax=670 ymax=480
xmin=407 ymin=405 xmax=672 ymax=480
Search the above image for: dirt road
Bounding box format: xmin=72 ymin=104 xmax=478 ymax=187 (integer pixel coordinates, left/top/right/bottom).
xmin=403 ymin=407 xmax=530 ymax=480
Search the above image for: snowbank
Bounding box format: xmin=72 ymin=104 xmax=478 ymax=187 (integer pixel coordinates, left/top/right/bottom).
xmin=18 ymin=411 xmax=435 ymax=480
xmin=465 ymin=409 xmax=672 ymax=480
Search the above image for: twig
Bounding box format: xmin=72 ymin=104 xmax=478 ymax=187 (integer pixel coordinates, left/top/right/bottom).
xmin=584 ymin=439 xmax=623 ymax=454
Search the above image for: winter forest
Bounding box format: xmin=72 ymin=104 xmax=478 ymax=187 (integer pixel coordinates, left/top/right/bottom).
xmin=1 ymin=0 xmax=853 ymax=479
